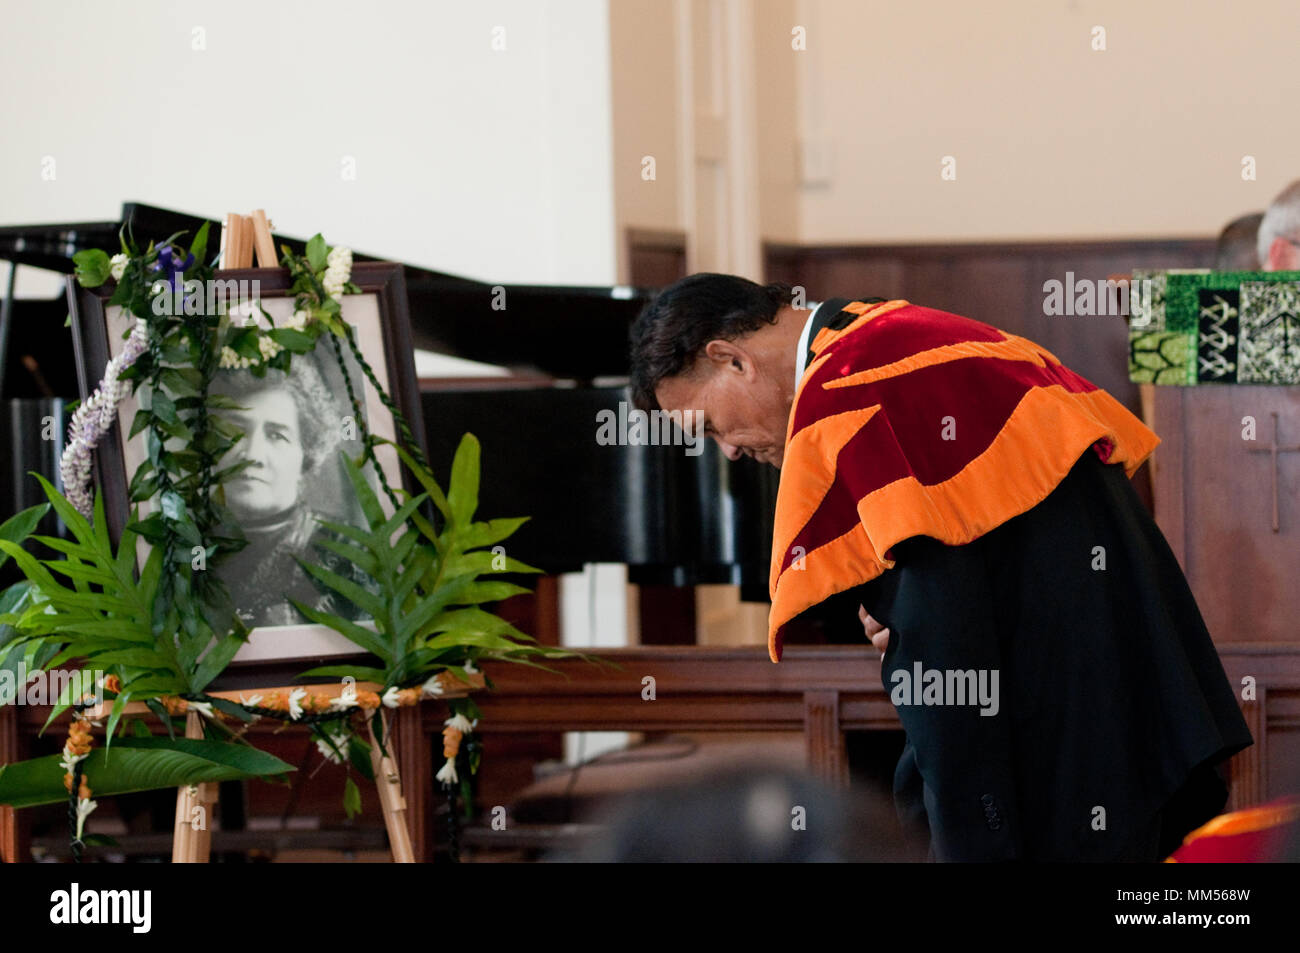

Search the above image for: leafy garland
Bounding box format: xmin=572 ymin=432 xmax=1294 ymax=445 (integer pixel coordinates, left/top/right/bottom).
xmin=0 ymin=226 xmax=593 ymax=859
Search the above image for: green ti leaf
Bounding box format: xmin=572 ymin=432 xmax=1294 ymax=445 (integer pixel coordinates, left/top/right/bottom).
xmin=447 ymin=433 xmax=481 ymax=525
xmin=0 ymin=737 xmax=294 ymax=807
xmin=306 ymin=234 xmax=328 ymax=273
xmin=343 ymin=775 xmax=363 ymax=819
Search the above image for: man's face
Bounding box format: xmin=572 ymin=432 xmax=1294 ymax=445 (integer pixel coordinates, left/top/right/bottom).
xmin=1265 ymin=236 xmax=1300 ymax=271
xmin=219 ymin=388 xmax=305 ymax=521
xmin=654 ymin=351 xmax=792 ymax=468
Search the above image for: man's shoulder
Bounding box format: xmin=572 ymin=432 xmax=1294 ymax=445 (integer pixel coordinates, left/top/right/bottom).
xmin=848 ymin=301 xmax=1004 ymax=339
xmin=812 ymin=301 xmax=1008 ymax=373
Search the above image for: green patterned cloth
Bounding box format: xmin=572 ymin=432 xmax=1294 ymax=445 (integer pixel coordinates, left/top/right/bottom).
xmin=1128 ymin=269 xmax=1300 ymax=384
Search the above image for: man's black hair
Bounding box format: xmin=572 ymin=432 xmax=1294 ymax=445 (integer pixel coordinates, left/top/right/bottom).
xmin=628 ymin=272 xmax=794 ymax=411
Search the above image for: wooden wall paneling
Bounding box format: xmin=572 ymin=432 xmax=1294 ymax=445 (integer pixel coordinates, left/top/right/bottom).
xmin=626 ymin=229 xmax=688 ymax=288
xmin=1027 ymin=252 xmax=1124 ymax=406
xmin=0 ymin=705 xmax=26 ymax=862
xmin=940 ymin=256 xmax=1033 ymax=335
xmin=1217 ymin=644 xmax=1300 ymax=809
xmin=897 ymin=257 xmax=954 ymax=309
xmin=1231 ymin=683 xmax=1267 ymax=812
xmin=1265 ymin=681 xmax=1300 ymax=800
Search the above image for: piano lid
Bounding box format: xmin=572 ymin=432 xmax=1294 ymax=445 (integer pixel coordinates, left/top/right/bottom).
xmin=0 ymin=203 xmax=654 ymax=379
xmin=1 ymin=204 xmax=779 ymax=601
xmin=0 ymin=219 xmax=119 ymax=272
xmin=421 ymin=385 xmax=777 ymax=592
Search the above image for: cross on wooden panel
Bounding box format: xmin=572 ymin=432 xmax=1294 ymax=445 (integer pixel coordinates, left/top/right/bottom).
xmin=1246 ymin=412 xmax=1300 ymax=532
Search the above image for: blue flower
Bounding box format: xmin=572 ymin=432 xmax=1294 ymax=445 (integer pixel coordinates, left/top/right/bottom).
xmin=151 ymin=244 xmax=195 ymax=292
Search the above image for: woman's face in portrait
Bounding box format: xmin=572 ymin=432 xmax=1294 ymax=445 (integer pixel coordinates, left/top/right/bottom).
xmin=220 ymin=387 xmax=306 ymax=522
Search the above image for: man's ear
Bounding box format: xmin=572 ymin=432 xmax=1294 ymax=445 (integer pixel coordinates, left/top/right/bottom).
xmin=703 ymin=338 xmax=752 ymax=376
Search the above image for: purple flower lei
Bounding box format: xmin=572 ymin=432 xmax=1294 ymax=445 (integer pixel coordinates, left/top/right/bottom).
xmin=59 ymin=318 xmax=150 ymax=518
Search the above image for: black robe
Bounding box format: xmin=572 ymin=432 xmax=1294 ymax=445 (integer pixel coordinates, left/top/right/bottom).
xmin=854 ymin=449 xmax=1253 ymax=862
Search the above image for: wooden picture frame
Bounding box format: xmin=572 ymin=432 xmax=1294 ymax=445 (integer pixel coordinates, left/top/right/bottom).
xmin=67 ymin=262 xmax=427 ymax=676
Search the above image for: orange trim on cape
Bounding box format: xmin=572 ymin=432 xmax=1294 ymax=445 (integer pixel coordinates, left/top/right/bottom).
xmin=1162 ymin=798 xmax=1300 ymax=862
xmin=1179 ymin=799 xmax=1300 ymax=841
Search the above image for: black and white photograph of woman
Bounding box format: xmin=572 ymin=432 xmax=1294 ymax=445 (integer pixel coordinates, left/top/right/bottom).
xmin=210 ymin=343 xmax=377 ymax=630
xmin=98 ymin=285 xmax=403 ymax=659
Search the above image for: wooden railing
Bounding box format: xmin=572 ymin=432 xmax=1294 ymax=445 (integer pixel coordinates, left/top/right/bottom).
xmin=3 ymin=643 xmax=1293 ymax=862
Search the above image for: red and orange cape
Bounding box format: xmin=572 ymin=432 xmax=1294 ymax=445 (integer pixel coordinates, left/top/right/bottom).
xmin=1164 ymin=797 xmax=1300 ymax=862
xmin=768 ymin=299 xmax=1160 ymax=662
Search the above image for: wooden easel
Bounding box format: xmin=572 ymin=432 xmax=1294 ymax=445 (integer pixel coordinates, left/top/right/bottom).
xmin=88 ymin=673 xmax=482 ymax=863
xmin=218 ymin=209 xmax=278 ymax=269
xmin=119 ymin=210 xmax=464 ymax=862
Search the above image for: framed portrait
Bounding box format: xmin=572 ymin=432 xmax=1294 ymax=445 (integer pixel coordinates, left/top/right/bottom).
xmin=67 ymin=262 xmax=427 ymax=673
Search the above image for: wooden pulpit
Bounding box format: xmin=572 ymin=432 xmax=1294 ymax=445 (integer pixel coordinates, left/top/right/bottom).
xmin=1148 ymin=384 xmax=1300 ymax=806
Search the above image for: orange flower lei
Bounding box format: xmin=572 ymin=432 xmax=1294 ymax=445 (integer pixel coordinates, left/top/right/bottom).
xmin=443 ymin=725 xmax=463 ymax=760
xmin=62 ymin=714 xmax=94 ymax=799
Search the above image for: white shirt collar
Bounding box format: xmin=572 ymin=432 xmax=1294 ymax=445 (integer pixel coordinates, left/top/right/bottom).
xmin=794 ymin=301 xmax=827 ymax=390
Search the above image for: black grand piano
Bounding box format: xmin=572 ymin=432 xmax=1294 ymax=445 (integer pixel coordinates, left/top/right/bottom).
xmin=0 ymin=203 xmax=780 ymax=619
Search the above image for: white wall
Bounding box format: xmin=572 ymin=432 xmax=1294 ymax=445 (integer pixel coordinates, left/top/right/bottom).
xmin=792 ymin=0 xmax=1300 ymax=243
xmin=2 ymin=0 xmax=635 ymax=754
xmin=0 ymin=0 xmax=616 ymax=287
xmin=610 ymin=0 xmax=1300 ymax=247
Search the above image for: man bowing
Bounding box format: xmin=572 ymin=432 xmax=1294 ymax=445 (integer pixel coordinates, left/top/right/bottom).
xmin=629 ymin=273 xmax=1252 ymax=862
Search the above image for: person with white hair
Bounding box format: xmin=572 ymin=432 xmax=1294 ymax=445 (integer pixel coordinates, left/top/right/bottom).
xmin=1215 ymin=211 xmax=1264 ymax=271
xmin=1256 ymin=179 xmax=1300 ymax=271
